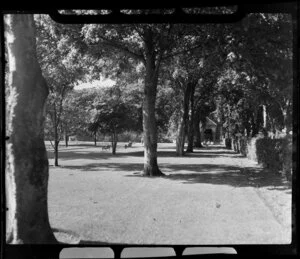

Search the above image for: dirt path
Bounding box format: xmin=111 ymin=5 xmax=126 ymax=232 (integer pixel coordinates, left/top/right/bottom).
xmin=47 ymin=142 xmax=291 ymax=244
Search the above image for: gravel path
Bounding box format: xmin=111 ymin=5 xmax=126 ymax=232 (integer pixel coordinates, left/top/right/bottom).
xmin=47 ymin=142 xmax=291 ymax=244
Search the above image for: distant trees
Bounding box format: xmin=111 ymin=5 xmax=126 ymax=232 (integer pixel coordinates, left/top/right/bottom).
xmin=215 ymin=13 xmax=293 ymax=140
xmin=77 ymin=20 xmax=214 ymax=175
xmin=36 ymin=12 xmax=292 ymax=168
xmin=88 ymin=85 xmax=143 ymax=154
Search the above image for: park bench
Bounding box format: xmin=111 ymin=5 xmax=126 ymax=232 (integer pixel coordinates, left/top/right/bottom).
xmin=125 ymin=142 xmax=132 ymax=149
xmin=102 ymin=145 xmax=111 ymax=150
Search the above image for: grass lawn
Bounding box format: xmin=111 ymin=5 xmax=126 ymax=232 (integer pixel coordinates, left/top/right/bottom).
xmin=46 ymin=141 xmax=291 ymax=245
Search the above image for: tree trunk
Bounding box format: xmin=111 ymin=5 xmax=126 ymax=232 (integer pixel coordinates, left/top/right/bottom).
xmin=250 ymin=113 xmax=258 ymax=137
xmin=94 ymin=131 xmax=97 ymax=146
xmin=193 ymin=113 xmax=203 ymax=148
xmin=186 ymin=83 xmax=196 ymax=153
xmin=53 ymin=110 xmax=59 ymax=167
xmin=176 ymin=82 xmax=193 ymax=156
xmin=64 ymin=129 xmax=68 ymax=147
xmin=5 ymin=14 xmax=57 ymax=244
xmin=54 ymin=140 xmax=59 ymax=167
xmin=142 ymin=37 xmax=163 ymax=176
xmin=111 ymin=131 xmax=117 ymax=155
xmin=176 ymin=120 xmax=186 ymax=156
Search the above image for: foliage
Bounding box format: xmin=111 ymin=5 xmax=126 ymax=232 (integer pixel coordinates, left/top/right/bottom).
xmin=215 ymin=13 xmax=293 ymax=137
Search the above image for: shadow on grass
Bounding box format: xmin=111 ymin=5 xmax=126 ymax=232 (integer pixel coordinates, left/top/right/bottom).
xmin=49 ymin=149 xmax=239 ymax=161
xmin=48 ymin=144 xmax=290 ymax=192
xmin=61 ymin=162 xmax=291 ymax=192
xmin=127 ymin=165 xmax=291 ymax=192
xmin=47 ymin=144 xmax=238 ymax=161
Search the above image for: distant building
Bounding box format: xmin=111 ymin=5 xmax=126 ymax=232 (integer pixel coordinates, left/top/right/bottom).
xmin=200 ymin=117 xmax=223 ymax=143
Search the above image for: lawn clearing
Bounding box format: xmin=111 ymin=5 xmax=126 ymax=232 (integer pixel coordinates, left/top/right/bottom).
xmin=47 ymin=142 xmax=291 ymax=244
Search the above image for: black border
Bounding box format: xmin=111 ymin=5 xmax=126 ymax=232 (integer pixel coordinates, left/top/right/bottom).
xmin=1 ymin=1 xmax=299 ymax=258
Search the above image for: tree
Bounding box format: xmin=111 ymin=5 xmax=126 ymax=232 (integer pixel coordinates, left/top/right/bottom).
xmin=36 ymin=15 xmax=85 ymax=166
xmin=89 ymin=86 xmax=141 ymax=154
xmin=5 ymin=14 xmax=57 ymax=243
xmin=78 ymin=21 xmax=208 ymax=175
xmin=218 ymin=13 xmax=293 ymax=137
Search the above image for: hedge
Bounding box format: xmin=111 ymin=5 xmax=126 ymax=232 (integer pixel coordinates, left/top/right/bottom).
xmin=234 ymin=134 xmax=292 ymax=179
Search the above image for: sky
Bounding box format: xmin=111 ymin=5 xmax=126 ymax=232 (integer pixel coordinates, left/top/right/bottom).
xmin=74 ymin=78 xmax=116 ymax=90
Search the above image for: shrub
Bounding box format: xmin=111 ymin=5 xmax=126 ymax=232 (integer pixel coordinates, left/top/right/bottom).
xmin=256 ymin=138 xmax=281 ymax=169
xmin=242 ymin=134 xmax=292 ymax=179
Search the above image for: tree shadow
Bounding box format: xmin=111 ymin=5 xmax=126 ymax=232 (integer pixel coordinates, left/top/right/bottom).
xmin=47 ymin=150 xmax=124 ymax=161
xmin=47 ymin=144 xmax=237 ymax=161
xmin=60 ymin=161 xmax=291 ymax=192
xmin=120 ymin=149 xmax=239 ymax=158
xmin=126 ymin=164 xmax=291 ymax=192
xmin=48 ymin=144 xmax=291 ymax=192
xmin=164 ymin=168 xmax=291 ymax=191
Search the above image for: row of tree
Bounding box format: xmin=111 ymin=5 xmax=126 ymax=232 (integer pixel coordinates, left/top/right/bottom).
xmin=36 ymin=11 xmax=292 ymax=175
xmin=5 ymin=10 xmax=293 ymax=244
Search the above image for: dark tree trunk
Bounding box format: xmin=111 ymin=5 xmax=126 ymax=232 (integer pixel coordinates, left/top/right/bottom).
xmin=111 ymin=131 xmax=117 ymax=155
xmin=94 ymin=132 xmax=97 ymax=146
xmin=142 ymin=31 xmax=164 ymax=176
xmin=64 ymin=129 xmax=68 ymax=147
xmin=53 ymin=110 xmax=59 ymax=167
xmin=186 ymin=83 xmax=196 ymax=153
xmin=251 ymin=112 xmax=259 ymax=137
xmin=5 ymin=14 xmax=57 ymax=244
xmin=176 ymin=82 xmax=193 ymax=156
xmin=54 ymin=141 xmax=59 ymax=167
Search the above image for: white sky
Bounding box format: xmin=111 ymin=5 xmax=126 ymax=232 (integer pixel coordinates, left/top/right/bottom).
xmin=74 ymin=78 xmax=115 ymax=90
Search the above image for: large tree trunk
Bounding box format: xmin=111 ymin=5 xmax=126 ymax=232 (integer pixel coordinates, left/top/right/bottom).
xmin=142 ymin=33 xmax=163 ymax=176
xmin=5 ymin=14 xmax=57 ymax=244
xmin=176 ymin=82 xmax=193 ymax=156
xmin=186 ymin=83 xmax=196 ymax=153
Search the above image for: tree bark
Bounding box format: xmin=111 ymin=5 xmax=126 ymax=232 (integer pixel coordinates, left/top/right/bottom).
xmin=176 ymin=120 xmax=186 ymax=156
xmin=111 ymin=131 xmax=117 ymax=155
xmin=64 ymin=129 xmax=68 ymax=147
xmin=94 ymin=131 xmax=97 ymax=146
xmin=186 ymin=83 xmax=196 ymax=153
xmin=176 ymin=82 xmax=193 ymax=156
xmin=141 ymin=30 xmax=164 ymax=177
xmin=53 ymin=108 xmax=59 ymax=167
xmin=5 ymin=14 xmax=57 ymax=243
xmin=54 ymin=141 xmax=59 ymax=167
xmin=193 ymin=112 xmax=203 ymax=148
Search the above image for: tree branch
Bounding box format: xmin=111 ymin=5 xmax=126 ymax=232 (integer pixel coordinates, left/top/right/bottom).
xmin=161 ymin=43 xmax=204 ymax=61
xmin=91 ymin=36 xmax=145 ymax=63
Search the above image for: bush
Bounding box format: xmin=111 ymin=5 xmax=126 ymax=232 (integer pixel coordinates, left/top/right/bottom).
xmin=243 ymin=134 xmax=292 ymax=178
xmin=233 ymin=133 xmax=292 ymax=180
xmin=256 ymin=138 xmax=282 ymax=169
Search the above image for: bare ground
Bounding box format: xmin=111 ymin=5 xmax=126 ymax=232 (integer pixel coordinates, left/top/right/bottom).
xmin=47 ymin=142 xmax=291 ymax=245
